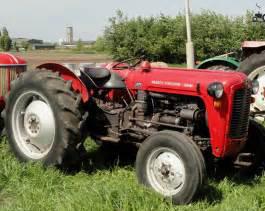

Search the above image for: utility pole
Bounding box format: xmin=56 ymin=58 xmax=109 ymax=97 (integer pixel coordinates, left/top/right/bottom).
xmin=185 ymin=0 xmax=195 ymax=68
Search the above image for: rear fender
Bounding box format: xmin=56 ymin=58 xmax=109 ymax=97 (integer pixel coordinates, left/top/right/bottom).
xmin=241 ymin=41 xmax=265 ymax=57
xmin=37 ymin=63 xmax=89 ymax=102
xmin=241 ymin=41 xmax=265 ymax=49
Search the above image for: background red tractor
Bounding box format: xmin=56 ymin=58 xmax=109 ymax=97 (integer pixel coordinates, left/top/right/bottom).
xmin=0 ymin=53 xmax=26 ymax=130
xmin=0 ymin=53 xmax=26 ymax=107
xmin=1 ymin=55 xmax=265 ymax=205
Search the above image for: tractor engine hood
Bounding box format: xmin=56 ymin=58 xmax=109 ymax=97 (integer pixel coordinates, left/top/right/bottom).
xmin=126 ymin=67 xmax=248 ymax=97
xmin=118 ymin=66 xmax=250 ymax=158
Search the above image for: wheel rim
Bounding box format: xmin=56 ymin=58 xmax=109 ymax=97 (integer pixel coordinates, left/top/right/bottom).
xmin=11 ymin=91 xmax=56 ymax=160
xmin=146 ymin=147 xmax=186 ymax=197
xmin=248 ymin=65 xmax=265 ymax=120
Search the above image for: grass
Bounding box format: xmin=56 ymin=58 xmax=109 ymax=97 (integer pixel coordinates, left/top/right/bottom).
xmin=0 ymin=138 xmax=265 ymax=211
xmin=168 ymin=63 xmax=187 ymax=68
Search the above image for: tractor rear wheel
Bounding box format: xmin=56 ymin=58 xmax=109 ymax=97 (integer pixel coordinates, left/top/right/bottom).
xmin=136 ymin=131 xmax=206 ymax=205
xmin=204 ymin=64 xmax=234 ymax=71
xmin=238 ymin=51 xmax=265 ymax=119
xmin=3 ymin=70 xmax=85 ymax=169
xmin=246 ymin=119 xmax=265 ymax=168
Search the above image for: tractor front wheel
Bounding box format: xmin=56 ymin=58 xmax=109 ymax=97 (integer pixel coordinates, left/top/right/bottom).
xmin=136 ymin=131 xmax=206 ymax=205
xmin=3 ymin=70 xmax=84 ymax=169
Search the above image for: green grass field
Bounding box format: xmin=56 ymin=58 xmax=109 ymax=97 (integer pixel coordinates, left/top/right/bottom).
xmin=0 ymin=137 xmax=265 ymax=211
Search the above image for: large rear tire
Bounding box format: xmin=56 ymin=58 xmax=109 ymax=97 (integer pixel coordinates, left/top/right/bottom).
xmin=204 ymin=64 xmax=234 ymax=71
xmin=198 ymin=60 xmax=238 ymax=71
xmin=246 ymin=119 xmax=265 ymax=167
xmin=136 ymin=131 xmax=206 ymax=205
xmin=3 ymin=70 xmax=84 ymax=169
xmin=238 ymin=51 xmax=265 ymax=119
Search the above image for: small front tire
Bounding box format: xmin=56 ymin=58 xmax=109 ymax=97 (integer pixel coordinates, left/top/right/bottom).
xmin=136 ymin=131 xmax=206 ymax=205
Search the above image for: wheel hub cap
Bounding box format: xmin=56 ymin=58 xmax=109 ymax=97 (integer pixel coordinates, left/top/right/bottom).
xmin=248 ymin=66 xmax=265 ymax=121
xmin=23 ymin=100 xmax=55 ymax=145
xmin=12 ymin=91 xmax=56 ymax=159
xmin=147 ymin=148 xmax=185 ymax=196
xmin=25 ymin=114 xmax=40 ymax=137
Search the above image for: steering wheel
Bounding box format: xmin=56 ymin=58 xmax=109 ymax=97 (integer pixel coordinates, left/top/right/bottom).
xmin=111 ymin=56 xmax=146 ymax=70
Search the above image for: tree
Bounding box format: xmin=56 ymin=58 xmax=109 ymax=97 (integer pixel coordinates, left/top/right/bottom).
xmin=93 ymin=36 xmax=108 ymax=52
xmin=76 ymin=39 xmax=84 ymax=51
xmin=21 ymin=41 xmax=29 ymax=51
xmin=0 ymin=37 xmax=4 ymax=51
xmin=0 ymin=27 xmax=12 ymax=51
xmin=2 ymin=27 xmax=8 ymax=36
xmin=13 ymin=42 xmax=19 ymax=52
xmin=101 ymin=10 xmax=265 ymax=63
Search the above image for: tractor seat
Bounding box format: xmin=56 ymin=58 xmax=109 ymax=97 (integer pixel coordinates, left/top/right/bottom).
xmin=81 ymin=66 xmax=126 ymax=89
xmin=83 ymin=67 xmax=111 ymax=80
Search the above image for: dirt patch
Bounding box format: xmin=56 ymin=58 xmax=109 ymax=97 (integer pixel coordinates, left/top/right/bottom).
xmin=13 ymin=50 xmax=112 ymax=69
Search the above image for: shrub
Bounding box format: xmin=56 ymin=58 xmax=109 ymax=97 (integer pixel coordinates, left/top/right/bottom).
xmin=0 ymin=27 xmax=12 ymax=52
xmin=100 ymin=10 xmax=265 ymax=63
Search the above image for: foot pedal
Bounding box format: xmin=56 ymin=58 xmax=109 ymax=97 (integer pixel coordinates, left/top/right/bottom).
xmin=234 ymin=153 xmax=254 ymax=167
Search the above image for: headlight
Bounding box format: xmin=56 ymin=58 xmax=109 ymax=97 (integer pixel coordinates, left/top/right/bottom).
xmin=252 ymin=80 xmax=259 ymax=95
xmin=207 ymin=82 xmax=224 ymax=99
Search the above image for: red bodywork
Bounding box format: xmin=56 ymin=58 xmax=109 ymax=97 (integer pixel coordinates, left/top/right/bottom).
xmin=0 ymin=53 xmax=26 ymax=109
xmin=112 ymin=65 xmax=247 ymax=158
xmin=35 ymin=61 xmax=248 ymax=159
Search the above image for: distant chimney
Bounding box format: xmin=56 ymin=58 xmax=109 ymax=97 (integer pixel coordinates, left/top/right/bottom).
xmin=66 ymin=26 xmax=73 ymax=44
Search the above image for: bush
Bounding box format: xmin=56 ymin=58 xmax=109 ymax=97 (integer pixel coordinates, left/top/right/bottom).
xmin=100 ymin=10 xmax=265 ymax=63
xmin=93 ymin=36 xmax=108 ymax=52
xmin=0 ymin=36 xmax=12 ymax=52
xmin=21 ymin=41 xmax=29 ymax=51
xmin=0 ymin=27 xmax=12 ymax=52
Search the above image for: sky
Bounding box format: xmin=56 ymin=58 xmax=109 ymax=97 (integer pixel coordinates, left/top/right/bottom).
xmin=0 ymin=0 xmax=260 ymax=42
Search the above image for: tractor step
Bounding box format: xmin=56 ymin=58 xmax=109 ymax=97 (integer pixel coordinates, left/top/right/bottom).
xmin=234 ymin=153 xmax=255 ymax=167
xmin=96 ymin=136 xmax=120 ymax=143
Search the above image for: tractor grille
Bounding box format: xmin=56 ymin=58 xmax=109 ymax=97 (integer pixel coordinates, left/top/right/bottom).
xmin=0 ymin=66 xmax=23 ymax=97
xmin=229 ymin=88 xmax=251 ymax=139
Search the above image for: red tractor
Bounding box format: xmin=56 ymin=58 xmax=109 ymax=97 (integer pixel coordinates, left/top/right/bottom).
xmin=1 ymin=56 xmax=265 ymax=205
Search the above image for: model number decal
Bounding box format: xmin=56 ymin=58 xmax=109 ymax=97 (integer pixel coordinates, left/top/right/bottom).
xmin=151 ymin=80 xmax=194 ymax=88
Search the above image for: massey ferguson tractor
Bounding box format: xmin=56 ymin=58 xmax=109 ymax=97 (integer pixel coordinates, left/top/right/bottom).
xmin=1 ymin=54 xmax=265 ymax=205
